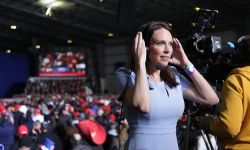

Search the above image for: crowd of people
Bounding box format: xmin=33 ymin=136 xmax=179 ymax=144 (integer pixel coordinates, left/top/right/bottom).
xmin=25 ymin=78 xmax=89 ymax=95
xmin=39 ymin=52 xmax=86 ymax=73
xmin=0 ymin=78 xmax=125 ymax=150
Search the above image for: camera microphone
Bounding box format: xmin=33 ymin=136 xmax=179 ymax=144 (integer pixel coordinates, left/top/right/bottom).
xmin=155 ymin=63 xmax=165 ymax=70
xmin=147 ymin=62 xmax=165 ymax=70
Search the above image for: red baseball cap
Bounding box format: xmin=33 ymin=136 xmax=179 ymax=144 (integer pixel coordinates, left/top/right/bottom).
xmin=109 ymin=114 xmax=116 ymax=122
xmin=78 ymin=120 xmax=106 ymax=145
xmin=81 ymin=102 xmax=88 ymax=108
xmin=93 ymin=99 xmax=99 ymax=105
xmin=73 ymin=111 xmax=80 ymax=118
xmin=18 ymin=125 xmax=29 ymax=137
xmin=85 ymin=108 xmax=95 ymax=116
xmin=0 ymin=104 xmax=6 ymax=115
xmin=34 ymin=108 xmax=41 ymax=114
xmin=14 ymin=104 xmax=20 ymax=111
xmin=79 ymin=98 xmax=84 ymax=103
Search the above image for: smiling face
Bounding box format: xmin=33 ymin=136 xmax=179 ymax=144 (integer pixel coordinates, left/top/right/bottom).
xmin=148 ymin=28 xmax=173 ymax=67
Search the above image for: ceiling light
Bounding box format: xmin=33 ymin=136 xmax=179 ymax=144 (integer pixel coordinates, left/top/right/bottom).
xmin=39 ymin=0 xmax=57 ymax=5
xmin=6 ymin=50 xmax=11 ymax=53
xmin=67 ymin=40 xmax=73 ymax=44
xmin=108 ymin=33 xmax=114 ymax=37
xmin=10 ymin=25 xmax=17 ymax=30
xmin=49 ymin=1 xmax=64 ymax=7
xmin=38 ymin=0 xmax=74 ymax=9
xmin=39 ymin=0 xmax=65 ymax=8
xmin=99 ymin=0 xmax=104 ymax=2
xmin=45 ymin=6 xmax=52 ymax=16
xmin=35 ymin=45 xmax=41 ymax=49
xmin=195 ymin=7 xmax=200 ymax=12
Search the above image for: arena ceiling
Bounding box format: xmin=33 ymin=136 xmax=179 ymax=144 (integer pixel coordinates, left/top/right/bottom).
xmin=0 ymin=0 xmax=249 ymax=52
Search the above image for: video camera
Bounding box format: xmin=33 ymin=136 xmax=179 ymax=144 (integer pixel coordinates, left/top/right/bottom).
xmin=192 ymin=7 xmax=218 ymax=31
xmin=190 ymin=7 xmax=225 ymax=54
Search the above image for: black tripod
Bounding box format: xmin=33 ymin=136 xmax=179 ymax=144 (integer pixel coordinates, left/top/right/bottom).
xmin=177 ymin=103 xmax=216 ymax=150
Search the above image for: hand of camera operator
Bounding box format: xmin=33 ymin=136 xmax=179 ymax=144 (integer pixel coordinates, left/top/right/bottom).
xmin=195 ymin=116 xmax=215 ymax=133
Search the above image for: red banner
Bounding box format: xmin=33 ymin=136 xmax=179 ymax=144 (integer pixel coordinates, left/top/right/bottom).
xmin=39 ymin=72 xmax=85 ymax=77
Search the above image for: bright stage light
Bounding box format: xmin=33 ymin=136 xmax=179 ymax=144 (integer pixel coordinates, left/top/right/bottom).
xmin=10 ymin=25 xmax=17 ymax=30
xmin=6 ymin=50 xmax=12 ymax=53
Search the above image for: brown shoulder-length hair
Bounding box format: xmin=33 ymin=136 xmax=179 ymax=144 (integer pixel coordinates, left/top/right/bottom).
xmin=128 ymin=21 xmax=178 ymax=88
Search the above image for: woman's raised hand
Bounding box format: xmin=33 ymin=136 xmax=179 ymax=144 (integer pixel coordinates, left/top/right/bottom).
xmin=170 ymin=38 xmax=191 ymax=67
xmin=134 ymin=32 xmax=147 ymax=67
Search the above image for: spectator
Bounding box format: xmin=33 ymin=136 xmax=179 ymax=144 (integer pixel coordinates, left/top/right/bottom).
xmin=0 ymin=105 xmax=15 ymax=150
xmin=40 ymin=138 xmax=55 ymax=150
xmin=38 ymin=122 xmax=63 ymax=150
xmin=32 ymin=108 xmax=44 ymax=123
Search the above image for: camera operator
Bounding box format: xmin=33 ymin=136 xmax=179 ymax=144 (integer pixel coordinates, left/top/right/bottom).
xmin=196 ymin=35 xmax=250 ymax=149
